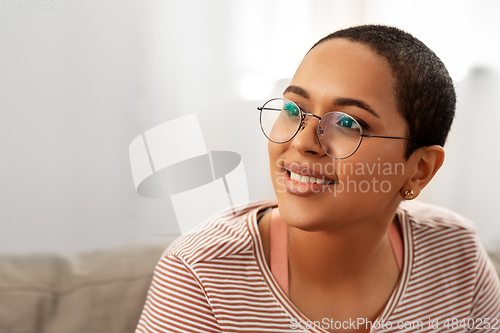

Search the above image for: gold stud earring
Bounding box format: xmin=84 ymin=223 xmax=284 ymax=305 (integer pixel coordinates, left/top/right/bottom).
xmin=404 ymin=190 xmax=414 ymax=200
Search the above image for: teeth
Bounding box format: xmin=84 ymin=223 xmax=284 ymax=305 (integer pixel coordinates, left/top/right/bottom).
xmin=289 ymin=171 xmax=331 ymax=185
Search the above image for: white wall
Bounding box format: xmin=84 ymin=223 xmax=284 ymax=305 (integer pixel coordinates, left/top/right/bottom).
xmin=1 ymin=0 xmax=499 ymax=253
xmin=424 ymin=68 xmax=500 ymax=249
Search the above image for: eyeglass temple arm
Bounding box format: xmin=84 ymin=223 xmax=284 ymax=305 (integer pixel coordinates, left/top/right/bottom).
xmin=257 ymin=106 xmax=282 ymax=111
xmin=362 ymin=133 xmax=422 ymax=144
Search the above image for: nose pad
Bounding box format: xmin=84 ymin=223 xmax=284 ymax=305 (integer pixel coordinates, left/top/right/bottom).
xmin=299 ymin=114 xmax=314 ymax=131
xmin=292 ymin=118 xmax=325 ymax=156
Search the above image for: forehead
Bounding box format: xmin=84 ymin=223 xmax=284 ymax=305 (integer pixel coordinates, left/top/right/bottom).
xmin=291 ymin=38 xmax=398 ymax=117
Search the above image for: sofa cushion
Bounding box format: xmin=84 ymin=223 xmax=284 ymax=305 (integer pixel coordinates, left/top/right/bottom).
xmin=0 ymin=241 xmax=173 ymax=333
xmin=490 ymin=250 xmax=500 ymax=277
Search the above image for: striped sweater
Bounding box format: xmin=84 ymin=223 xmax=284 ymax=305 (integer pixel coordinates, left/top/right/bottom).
xmin=136 ymin=199 xmax=500 ymax=333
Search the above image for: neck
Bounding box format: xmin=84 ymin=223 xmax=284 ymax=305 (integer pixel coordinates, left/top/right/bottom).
xmin=287 ymin=203 xmax=400 ymax=288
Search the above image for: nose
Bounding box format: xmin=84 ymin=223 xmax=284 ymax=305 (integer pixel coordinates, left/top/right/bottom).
xmin=291 ymin=115 xmax=325 ymax=156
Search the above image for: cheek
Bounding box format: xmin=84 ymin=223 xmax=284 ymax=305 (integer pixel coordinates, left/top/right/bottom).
xmin=268 ymin=141 xmax=278 ymax=171
xmin=268 ymin=141 xmax=287 ymax=187
xmin=268 ymin=141 xmax=288 ymax=165
xmin=336 ymin=161 xmax=406 ymax=195
xmin=336 ymin=145 xmax=408 ymax=196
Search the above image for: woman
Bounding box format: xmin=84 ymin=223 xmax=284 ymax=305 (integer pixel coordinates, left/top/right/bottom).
xmin=136 ymin=25 xmax=500 ymax=333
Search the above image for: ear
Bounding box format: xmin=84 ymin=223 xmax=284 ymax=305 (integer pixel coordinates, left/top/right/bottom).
xmin=401 ymin=145 xmax=445 ymax=200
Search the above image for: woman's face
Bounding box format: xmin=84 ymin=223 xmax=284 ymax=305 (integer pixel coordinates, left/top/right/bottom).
xmin=269 ymin=38 xmax=415 ymax=231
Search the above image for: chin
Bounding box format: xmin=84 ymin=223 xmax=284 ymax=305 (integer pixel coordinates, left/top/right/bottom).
xmin=275 ymin=194 xmax=331 ymax=232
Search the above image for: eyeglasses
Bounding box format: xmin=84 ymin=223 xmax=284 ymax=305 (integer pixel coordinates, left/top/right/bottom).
xmin=257 ymin=98 xmax=418 ymax=159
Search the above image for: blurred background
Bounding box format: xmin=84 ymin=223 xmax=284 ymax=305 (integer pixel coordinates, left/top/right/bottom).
xmin=1 ymin=0 xmax=499 ymax=254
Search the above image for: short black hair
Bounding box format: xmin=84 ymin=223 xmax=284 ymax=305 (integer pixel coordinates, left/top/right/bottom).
xmin=311 ymin=25 xmax=456 ymax=159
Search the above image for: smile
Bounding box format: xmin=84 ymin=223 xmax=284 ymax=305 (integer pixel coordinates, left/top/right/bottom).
xmin=288 ymin=170 xmax=335 ymax=185
xmin=283 ymin=167 xmax=338 ymax=196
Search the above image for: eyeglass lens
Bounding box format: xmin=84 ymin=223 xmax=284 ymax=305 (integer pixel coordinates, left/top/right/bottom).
xmin=259 ymin=98 xmax=362 ymax=159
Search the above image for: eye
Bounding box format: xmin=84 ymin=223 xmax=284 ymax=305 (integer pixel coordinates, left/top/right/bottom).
xmin=283 ymin=101 xmax=300 ymax=117
xmin=336 ymin=114 xmax=359 ymax=129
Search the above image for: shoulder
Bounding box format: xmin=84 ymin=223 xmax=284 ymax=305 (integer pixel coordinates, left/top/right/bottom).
xmin=398 ymin=199 xmax=477 ymax=233
xmin=391 ymin=201 xmax=500 ymax=321
xmin=164 ymin=199 xmax=277 ymax=266
xmin=398 ymin=200 xmax=481 ymax=263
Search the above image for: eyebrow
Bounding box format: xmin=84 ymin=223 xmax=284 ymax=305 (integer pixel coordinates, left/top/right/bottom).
xmin=334 ymin=98 xmax=380 ymax=118
xmin=283 ymin=85 xmax=309 ymax=99
xmin=283 ymin=85 xmax=380 ymax=118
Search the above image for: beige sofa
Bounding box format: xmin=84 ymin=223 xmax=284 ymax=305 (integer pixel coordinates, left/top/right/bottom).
xmin=0 ymin=242 xmax=172 ymax=333
xmin=0 ymin=241 xmax=499 ymax=333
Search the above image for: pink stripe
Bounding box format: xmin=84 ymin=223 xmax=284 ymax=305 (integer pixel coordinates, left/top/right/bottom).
xmin=269 ymin=208 xmax=289 ymax=297
xmin=388 ymin=220 xmax=404 ymax=271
